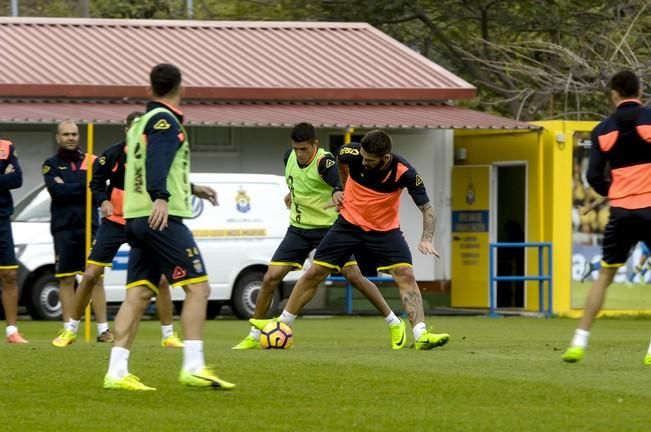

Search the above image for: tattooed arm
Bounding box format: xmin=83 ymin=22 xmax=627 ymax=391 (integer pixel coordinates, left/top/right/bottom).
xmin=417 ymin=201 xmax=439 ymax=257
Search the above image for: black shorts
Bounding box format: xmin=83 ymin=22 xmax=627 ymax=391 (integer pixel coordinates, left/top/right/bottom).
xmin=602 ymin=206 xmax=651 ymax=266
xmin=53 ymin=228 xmax=87 ymax=277
xmin=0 ymin=217 xmax=17 ymax=269
xmin=125 ymin=217 xmax=207 ymax=291
xmin=314 ymin=216 xmax=412 ymax=272
xmin=271 ymin=225 xmax=356 ymax=270
xmin=88 ymin=218 xmax=127 ymax=267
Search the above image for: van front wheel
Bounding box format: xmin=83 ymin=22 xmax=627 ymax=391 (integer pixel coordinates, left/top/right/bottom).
xmin=27 ymin=273 xmax=62 ymax=320
xmin=232 ymin=270 xmax=279 ymax=319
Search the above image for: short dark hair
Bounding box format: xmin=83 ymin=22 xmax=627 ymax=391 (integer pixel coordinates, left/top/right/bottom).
xmin=609 ymin=70 xmax=640 ymax=98
xmin=290 ymin=122 xmax=317 ymax=143
xmin=150 ymin=63 xmax=182 ymax=97
xmin=125 ymin=111 xmax=144 ymax=128
xmin=361 ymin=130 xmax=392 ymax=155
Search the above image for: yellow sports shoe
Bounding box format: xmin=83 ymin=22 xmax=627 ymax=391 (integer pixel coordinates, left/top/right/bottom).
xmin=103 ymin=374 xmax=156 ymax=391
xmin=561 ymin=346 xmax=585 ymax=363
xmin=161 ymin=333 xmax=184 ymax=348
xmin=415 ymin=331 xmax=450 ymax=350
xmin=179 ymin=367 xmax=235 ymax=389
xmin=249 ymin=318 xmax=277 ymax=330
xmin=389 ymin=319 xmax=407 ymax=350
xmin=232 ymin=335 xmax=260 ymax=350
xmin=643 ymin=353 xmax=651 ymax=366
xmin=52 ymin=329 xmax=77 ymax=347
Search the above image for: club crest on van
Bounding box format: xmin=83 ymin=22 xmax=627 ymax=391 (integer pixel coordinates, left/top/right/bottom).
xmin=236 ymin=188 xmax=251 ymax=213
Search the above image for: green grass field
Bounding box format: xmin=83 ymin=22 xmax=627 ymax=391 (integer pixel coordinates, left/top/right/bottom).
xmin=572 ymin=281 xmax=651 ymax=309
xmin=1 ymin=316 xmax=650 ymax=431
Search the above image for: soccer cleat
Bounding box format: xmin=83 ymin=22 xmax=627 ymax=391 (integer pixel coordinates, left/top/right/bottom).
xmin=644 ymin=353 xmax=651 ymax=366
xmin=415 ymin=331 xmax=450 ymax=350
xmin=104 ymin=373 xmax=156 ymax=391
xmin=389 ymin=319 xmax=407 ymax=350
xmin=561 ymin=346 xmax=585 ymax=363
xmin=52 ymin=329 xmax=76 ymax=347
xmin=232 ymin=335 xmax=260 ymax=350
xmin=7 ymin=332 xmax=29 ymax=344
xmin=249 ymin=317 xmax=278 ymax=331
xmin=179 ymin=367 xmax=235 ymax=389
xmin=579 ymin=262 xmax=592 ymax=283
xmin=161 ymin=333 xmax=184 ymax=348
xmin=97 ymin=330 xmax=114 ymax=343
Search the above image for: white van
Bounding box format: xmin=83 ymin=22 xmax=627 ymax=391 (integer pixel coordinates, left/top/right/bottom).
xmin=11 ymin=173 xmax=299 ymax=320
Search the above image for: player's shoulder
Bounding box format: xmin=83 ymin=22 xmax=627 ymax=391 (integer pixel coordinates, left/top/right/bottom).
xmin=317 ymin=150 xmax=336 ymax=171
xmin=43 ymin=154 xmax=58 ymax=166
xmin=337 ymin=142 xmax=362 ymax=159
xmin=591 ymin=116 xmax=614 ymax=137
xmin=636 ymin=106 xmax=651 ymax=124
xmin=144 ymin=109 xmax=180 ymax=133
xmin=393 ymin=153 xmax=416 ymax=171
xmin=103 ymin=141 xmax=126 ymax=157
xmin=42 ymin=154 xmax=59 ymax=174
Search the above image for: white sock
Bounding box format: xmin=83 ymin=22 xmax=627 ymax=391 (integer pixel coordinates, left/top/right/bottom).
xmin=384 ymin=312 xmax=401 ymax=326
xmin=97 ymin=322 xmax=109 ymax=335
xmin=248 ymin=326 xmax=261 ymax=341
xmin=413 ymin=322 xmax=427 ymax=341
xmin=107 ymin=347 xmax=130 ymax=379
xmin=279 ymin=310 xmax=297 ymax=326
xmin=647 ymin=337 xmax=651 ymax=355
xmin=68 ymin=319 xmax=80 ymax=334
xmin=571 ymin=329 xmax=590 ymax=349
xmin=6 ymin=325 xmax=17 ymax=337
xmin=182 ymin=340 xmax=206 ymax=373
xmin=161 ymin=324 xmax=174 ymax=339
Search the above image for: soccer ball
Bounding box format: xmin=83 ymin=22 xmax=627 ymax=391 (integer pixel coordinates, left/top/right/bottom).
xmin=260 ymin=321 xmax=293 ymax=349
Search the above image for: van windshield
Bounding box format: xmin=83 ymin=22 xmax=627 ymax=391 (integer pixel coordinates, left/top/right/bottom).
xmin=12 ymin=186 xmax=51 ymax=223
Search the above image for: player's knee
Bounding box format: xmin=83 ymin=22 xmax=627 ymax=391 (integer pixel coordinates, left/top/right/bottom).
xmin=263 ymin=269 xmax=284 ymax=287
xmin=85 ymin=265 xmax=104 ymax=282
xmin=305 ymin=265 xmax=330 ymax=282
xmin=0 ymin=269 xmax=16 ymax=287
xmin=340 ymin=266 xmax=363 ymax=284
xmin=391 ymin=266 xmax=416 ymax=285
xmin=185 ymin=281 xmax=209 ymax=300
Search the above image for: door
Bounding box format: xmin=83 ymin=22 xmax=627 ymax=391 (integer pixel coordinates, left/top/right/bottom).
xmin=494 ymin=164 xmax=527 ymax=308
xmin=451 ymin=165 xmax=491 ymax=308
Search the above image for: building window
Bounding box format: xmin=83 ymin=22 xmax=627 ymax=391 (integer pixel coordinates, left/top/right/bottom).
xmin=188 ymin=126 xmax=239 ymax=154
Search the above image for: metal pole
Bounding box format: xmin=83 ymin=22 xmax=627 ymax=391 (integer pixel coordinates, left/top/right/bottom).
xmin=84 ymin=123 xmax=94 ymax=343
xmin=11 ymin=0 xmax=18 ymax=16
xmin=187 ymin=0 xmax=193 ymax=18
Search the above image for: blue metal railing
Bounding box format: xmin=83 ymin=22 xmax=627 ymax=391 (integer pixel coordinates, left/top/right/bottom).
xmin=488 ymin=242 xmax=553 ymax=317
xmin=327 ymin=276 xmax=394 ymax=314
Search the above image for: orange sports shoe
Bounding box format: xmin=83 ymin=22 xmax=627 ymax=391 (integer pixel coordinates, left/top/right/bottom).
xmin=7 ymin=332 xmax=29 ymax=344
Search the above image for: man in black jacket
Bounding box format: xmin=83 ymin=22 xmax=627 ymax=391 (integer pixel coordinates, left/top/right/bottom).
xmin=0 ymin=138 xmax=27 ymax=343
xmin=42 ymin=120 xmax=111 ymax=342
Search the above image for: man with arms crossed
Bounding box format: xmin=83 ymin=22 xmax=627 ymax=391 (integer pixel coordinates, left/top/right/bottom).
xmin=43 ymin=121 xmax=111 ymax=342
xmin=0 ymin=138 xmax=28 ymax=343
xmin=252 ymin=130 xmax=450 ymax=350
xmin=104 ymin=63 xmax=234 ymax=391
xmin=233 ymin=123 xmax=406 ymax=350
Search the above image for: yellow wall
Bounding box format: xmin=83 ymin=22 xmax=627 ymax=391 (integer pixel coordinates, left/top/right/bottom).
xmin=453 ymin=121 xmax=597 ymax=314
